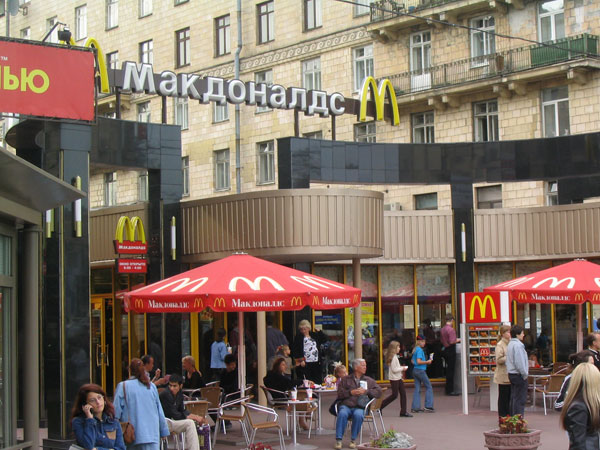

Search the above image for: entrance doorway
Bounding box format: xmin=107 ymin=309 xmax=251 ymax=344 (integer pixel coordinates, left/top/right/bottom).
xmin=91 ymin=296 xmax=121 ymax=396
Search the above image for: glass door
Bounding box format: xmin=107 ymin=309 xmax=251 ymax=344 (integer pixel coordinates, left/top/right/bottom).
xmin=91 ymin=296 xmax=118 ymax=396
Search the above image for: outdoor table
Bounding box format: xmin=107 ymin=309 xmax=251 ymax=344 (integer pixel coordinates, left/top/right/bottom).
xmin=287 ymin=399 xmax=318 ymax=450
xmin=528 ymin=369 xmax=551 ymax=409
xmin=312 ymin=386 xmax=337 ymax=435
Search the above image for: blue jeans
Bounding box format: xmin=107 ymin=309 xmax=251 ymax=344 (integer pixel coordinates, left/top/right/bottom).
xmin=336 ymin=404 xmax=364 ymax=441
xmin=412 ymin=369 xmax=434 ymax=410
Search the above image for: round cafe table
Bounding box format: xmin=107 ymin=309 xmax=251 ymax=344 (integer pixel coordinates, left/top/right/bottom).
xmin=312 ymin=386 xmax=337 ymax=435
xmin=287 ymin=399 xmax=318 ymax=450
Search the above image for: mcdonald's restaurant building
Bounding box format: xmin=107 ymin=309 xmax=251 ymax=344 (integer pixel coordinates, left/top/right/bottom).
xmin=4 ymin=0 xmax=600 ymax=444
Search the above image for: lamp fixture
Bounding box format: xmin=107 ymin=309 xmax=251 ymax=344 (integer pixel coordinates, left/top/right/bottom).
xmin=461 ymin=223 xmax=466 ymax=262
xmin=57 ymin=26 xmax=72 ymax=45
xmin=170 ymin=216 xmax=176 ymax=260
xmin=73 ymin=176 xmax=82 ymax=237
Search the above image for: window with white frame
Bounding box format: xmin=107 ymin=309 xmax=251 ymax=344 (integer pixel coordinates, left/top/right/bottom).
xmin=410 ymin=31 xmax=431 ymax=73
xmin=176 ymin=27 xmax=190 ymax=67
xmin=106 ymin=51 xmax=119 ymax=70
xmin=353 ymin=45 xmax=373 ymax=92
xmin=182 ymin=156 xmax=189 ymax=196
xmin=257 ymin=141 xmax=275 ymax=184
xmin=546 ymin=181 xmax=558 ymax=206
xmin=304 ymin=0 xmax=322 ymax=31
xmin=215 ymin=15 xmax=230 ymax=56
xmin=137 ymin=102 xmax=150 ymax=123
xmin=412 ymin=111 xmax=435 ymax=143
xmin=471 ymin=16 xmax=495 ymax=60
xmin=476 ymin=185 xmax=502 ymax=209
xmin=214 ymin=149 xmax=230 ymax=191
xmin=46 ymin=17 xmax=59 ymax=43
xmin=415 ymin=193 xmax=438 ymax=210
xmin=104 ymin=172 xmax=117 ymax=206
xmin=106 ymin=0 xmax=118 ymax=29
xmin=138 ymin=171 xmax=148 ymax=201
xmin=354 ymin=122 xmax=376 ymax=143
xmin=255 ymin=70 xmax=273 ymax=112
xmin=542 ymin=86 xmax=569 ymax=137
xmin=139 ymin=0 xmax=152 ymax=17
xmin=20 ymin=27 xmax=30 ymax=40
xmin=304 ymin=131 xmax=323 ymax=139
xmin=538 ymin=0 xmax=564 ymax=42
xmin=213 ymin=103 xmax=229 ymax=123
xmin=257 ymin=1 xmax=274 ymax=44
xmin=174 ymin=97 xmax=188 ymax=129
xmin=302 ymin=58 xmax=321 ymax=91
xmin=354 ymin=0 xmax=375 ymax=16
xmin=139 ymin=40 xmax=153 ymax=65
xmin=474 ymin=100 xmax=499 ymax=142
xmin=75 ymin=5 xmax=87 ymax=41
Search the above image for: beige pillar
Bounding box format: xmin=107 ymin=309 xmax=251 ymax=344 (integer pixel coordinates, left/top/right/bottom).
xmin=353 ymin=258 xmax=362 ymax=359
xmin=257 ymin=311 xmax=267 ymax=405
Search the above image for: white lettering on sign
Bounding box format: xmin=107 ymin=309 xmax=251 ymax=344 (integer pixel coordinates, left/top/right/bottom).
xmin=320 ymin=296 xmax=351 ymax=305
xmin=231 ymin=298 xmax=286 ymax=308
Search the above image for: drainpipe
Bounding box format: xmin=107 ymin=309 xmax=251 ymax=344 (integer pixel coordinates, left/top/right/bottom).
xmin=235 ymin=0 xmax=242 ymax=193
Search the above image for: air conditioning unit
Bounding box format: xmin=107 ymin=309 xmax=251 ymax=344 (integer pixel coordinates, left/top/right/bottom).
xmin=384 ymin=202 xmax=402 ymax=211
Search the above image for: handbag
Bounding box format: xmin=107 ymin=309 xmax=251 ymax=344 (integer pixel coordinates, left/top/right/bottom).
xmin=329 ymin=398 xmax=341 ymax=416
xmin=120 ymin=381 xmax=136 ymax=445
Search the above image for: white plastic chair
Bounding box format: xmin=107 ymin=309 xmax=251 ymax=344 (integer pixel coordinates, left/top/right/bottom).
xmin=162 ymin=418 xmax=185 ymax=450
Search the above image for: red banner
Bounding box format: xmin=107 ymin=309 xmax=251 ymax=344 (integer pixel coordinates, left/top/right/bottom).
xmin=465 ymin=292 xmax=503 ymax=323
xmin=114 ymin=240 xmax=148 ymax=254
xmin=0 ymin=39 xmax=95 ymax=120
xmin=117 ymin=258 xmax=147 ymax=274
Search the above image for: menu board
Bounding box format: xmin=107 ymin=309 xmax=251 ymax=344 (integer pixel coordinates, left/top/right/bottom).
xmin=468 ymin=324 xmax=499 ymax=375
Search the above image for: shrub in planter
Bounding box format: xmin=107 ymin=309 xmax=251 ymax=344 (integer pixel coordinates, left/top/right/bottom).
xmin=484 ymin=415 xmax=541 ymax=450
xmin=357 ymin=429 xmax=416 ymax=450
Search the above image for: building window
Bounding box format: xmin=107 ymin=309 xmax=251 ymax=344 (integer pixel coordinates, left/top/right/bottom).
xmin=137 ymin=102 xmax=150 ymax=122
xmin=257 ymin=141 xmax=275 ymax=184
xmin=415 ymin=193 xmax=438 ymax=210
xmin=546 ymin=181 xmax=558 ymax=206
xmin=477 ymin=185 xmax=502 ymax=209
xmin=174 ymin=97 xmax=188 ymax=130
xmin=139 ymin=40 xmax=153 ymax=65
xmin=471 ymin=16 xmax=495 ymax=60
xmin=304 ymin=131 xmax=323 ymax=139
xmin=176 ymin=27 xmax=190 ymax=67
xmin=354 ymin=0 xmax=374 ymax=16
xmin=138 ymin=171 xmax=148 ymax=201
xmin=255 ymin=70 xmax=273 ymax=113
xmin=412 ymin=111 xmax=435 ymax=143
xmin=215 ymin=15 xmax=230 ymax=56
xmin=20 ymin=27 xmax=30 ymax=40
xmin=410 ymin=31 xmax=431 ymax=73
xmin=353 ymin=44 xmax=373 ymax=92
xmin=75 ymin=5 xmax=87 ymax=41
xmin=106 ymin=51 xmax=119 ymax=70
xmin=181 ymin=156 xmax=190 ymax=196
xmin=104 ymin=172 xmax=117 ymax=206
xmin=139 ymin=0 xmax=152 ymax=17
xmin=257 ymin=1 xmax=274 ymax=44
xmin=46 ymin=17 xmax=59 ymax=43
xmin=354 ymin=122 xmax=376 ymax=143
xmin=304 ymin=0 xmax=322 ymax=31
xmin=538 ymin=0 xmax=564 ymax=42
xmin=214 ymin=149 xmax=230 ymax=191
xmin=542 ymin=86 xmax=569 ymax=137
xmin=302 ymin=58 xmax=321 ymax=91
xmin=106 ymin=0 xmax=118 ymax=29
xmin=474 ymin=100 xmax=498 ymax=142
xmin=213 ymin=103 xmax=229 ymax=123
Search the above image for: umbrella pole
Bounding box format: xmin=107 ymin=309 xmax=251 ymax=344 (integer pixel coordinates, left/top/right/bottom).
xmin=257 ymin=312 xmax=267 ymax=405
xmin=353 ymin=258 xmax=363 ymax=359
xmin=577 ymin=304 xmax=583 ymax=352
xmin=238 ymin=311 xmax=246 ymax=398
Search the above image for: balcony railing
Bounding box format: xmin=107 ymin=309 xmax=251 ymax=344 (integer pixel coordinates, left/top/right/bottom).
xmin=370 ymin=0 xmax=458 ymax=21
xmin=382 ymin=34 xmax=599 ymax=96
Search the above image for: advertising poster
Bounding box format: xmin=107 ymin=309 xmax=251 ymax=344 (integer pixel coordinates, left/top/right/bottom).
xmin=346 ymin=301 xmax=376 ymax=345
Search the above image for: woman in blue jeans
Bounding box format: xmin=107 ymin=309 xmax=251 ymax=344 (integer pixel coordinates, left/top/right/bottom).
xmin=411 ymin=335 xmax=435 ymax=413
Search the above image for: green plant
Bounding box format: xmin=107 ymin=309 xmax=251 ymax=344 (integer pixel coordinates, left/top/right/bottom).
xmin=370 ymin=429 xmax=414 ymax=448
xmin=247 ymin=444 xmax=273 ymax=450
xmin=498 ymin=414 xmax=529 ymax=434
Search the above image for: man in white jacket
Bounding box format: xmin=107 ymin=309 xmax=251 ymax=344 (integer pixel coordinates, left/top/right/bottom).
xmin=506 ymin=325 xmax=528 ymax=416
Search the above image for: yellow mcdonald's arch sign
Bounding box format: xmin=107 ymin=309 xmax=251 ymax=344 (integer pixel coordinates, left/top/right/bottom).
xmin=312 ymin=295 xmax=320 ymax=306
xmin=575 ymin=293 xmax=584 ymax=302
xmin=291 ymin=296 xmax=303 ymax=307
xmin=214 ymin=297 xmax=226 ymax=308
xmin=115 ymin=216 xmax=146 ymax=244
xmin=134 ymin=298 xmax=144 ymax=310
xmin=194 ymin=298 xmax=204 ymax=309
xmin=358 ymin=77 xmax=400 ymax=126
xmin=517 ymin=292 xmax=527 ymax=301
xmin=468 ymin=294 xmax=497 ymax=322
xmin=593 ymin=293 xmax=600 ymax=302
xmin=64 ymin=36 xmax=110 ymax=93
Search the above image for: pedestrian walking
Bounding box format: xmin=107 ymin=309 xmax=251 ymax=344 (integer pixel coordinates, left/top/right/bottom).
xmin=380 ymin=341 xmax=412 ymax=417
xmin=411 ymin=335 xmax=434 ymax=413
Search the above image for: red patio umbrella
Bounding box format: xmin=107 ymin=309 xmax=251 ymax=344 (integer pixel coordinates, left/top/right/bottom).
xmin=123 ymin=253 xmax=361 ymax=397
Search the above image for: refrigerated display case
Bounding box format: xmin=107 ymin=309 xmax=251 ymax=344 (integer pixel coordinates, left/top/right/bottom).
xmin=467 ymin=324 xmax=499 ymax=375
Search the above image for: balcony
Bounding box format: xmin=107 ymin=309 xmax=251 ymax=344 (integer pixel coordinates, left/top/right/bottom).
xmin=370 ymin=0 xmax=461 ymax=22
xmin=382 ymin=34 xmax=599 ymax=101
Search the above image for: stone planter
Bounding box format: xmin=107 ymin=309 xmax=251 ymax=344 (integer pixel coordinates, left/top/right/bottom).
xmin=357 ymin=445 xmax=416 ymax=450
xmin=483 ymin=429 xmax=542 ymax=450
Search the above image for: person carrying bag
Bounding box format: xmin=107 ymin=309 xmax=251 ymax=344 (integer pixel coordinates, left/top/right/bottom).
xmin=120 ymin=381 xmax=135 ymax=445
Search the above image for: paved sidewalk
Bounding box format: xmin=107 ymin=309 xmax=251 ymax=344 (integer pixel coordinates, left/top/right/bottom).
xmin=214 ymin=385 xmax=568 ymax=449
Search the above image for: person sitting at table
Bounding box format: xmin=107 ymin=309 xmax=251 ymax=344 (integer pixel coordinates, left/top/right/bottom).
xmin=335 ymin=358 xmax=382 ymax=450
xmin=267 ymin=344 xmax=292 ymax=379
xmin=334 ymin=364 xmax=347 ymax=388
xmin=159 ymin=374 xmax=205 ymax=450
xmin=264 ymin=357 xmax=309 ymax=429
xmin=555 ymin=350 xmax=594 ymax=411
xmin=182 ymin=355 xmax=205 ymax=391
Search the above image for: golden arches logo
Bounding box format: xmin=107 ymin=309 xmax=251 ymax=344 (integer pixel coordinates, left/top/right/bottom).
xmin=359 ymin=77 xmax=400 ymax=126
xmin=291 ymin=296 xmax=303 ymax=307
xmin=517 ymin=292 xmax=527 ymax=301
xmin=194 ymin=298 xmax=204 ymax=309
xmin=353 ymin=294 xmax=359 ymax=304
xmin=64 ymin=36 xmax=110 ymax=93
xmin=214 ymin=297 xmax=226 ymax=308
xmin=469 ymin=295 xmax=497 ymax=321
xmin=134 ymin=298 xmax=144 ymax=309
xmin=575 ymin=293 xmax=584 ymax=302
xmin=115 ymin=216 xmax=146 ymax=244
xmin=593 ymin=293 xmax=600 ymax=302
xmin=312 ymin=295 xmax=320 ymax=306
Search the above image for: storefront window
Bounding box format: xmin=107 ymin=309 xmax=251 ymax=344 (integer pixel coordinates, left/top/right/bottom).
xmin=477 ymin=263 xmax=513 ymax=290
xmin=91 ymin=268 xmax=113 ymax=294
xmin=416 ymin=265 xmax=451 ymax=378
xmin=313 ymin=265 xmax=345 ymax=375
xmin=346 ymin=266 xmax=379 ymax=379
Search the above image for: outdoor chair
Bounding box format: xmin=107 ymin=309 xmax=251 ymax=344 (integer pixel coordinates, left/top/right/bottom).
xmin=161 ymin=418 xmax=185 ymax=450
xmin=552 ymin=362 xmax=571 ymax=375
xmin=535 ymin=373 xmax=566 ymax=415
xmin=223 ymin=384 xmax=254 ymax=404
xmin=199 ymin=386 xmax=224 ymax=424
xmin=213 ymin=395 xmax=251 ymax=447
xmin=242 ymin=402 xmax=286 ymax=450
xmin=473 ymin=376 xmax=490 ymax=407
xmin=183 ymin=400 xmax=209 ymax=419
xmin=334 ymin=397 xmax=377 ymax=444
xmin=205 ymin=380 xmax=220 ymax=388
xmin=362 ymin=387 xmax=387 ymax=437
xmin=260 ymin=385 xmax=291 ymax=435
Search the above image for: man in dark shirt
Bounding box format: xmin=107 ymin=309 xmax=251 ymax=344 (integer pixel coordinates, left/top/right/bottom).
xmin=585 ymin=333 xmax=600 ymax=370
xmin=219 ymin=354 xmax=239 ymax=398
xmin=159 ymin=374 xmax=204 ymax=450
